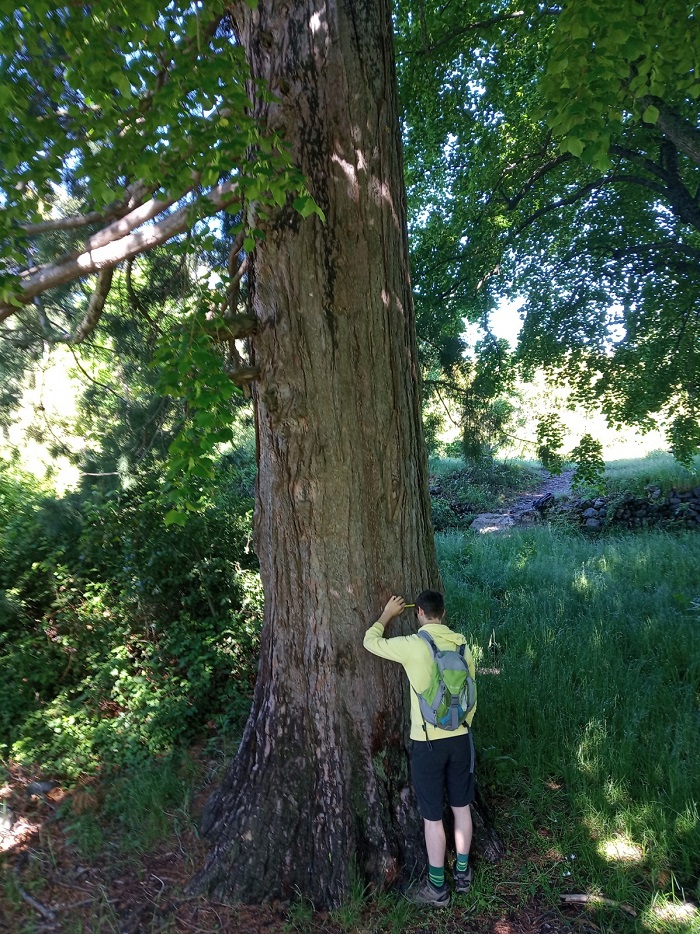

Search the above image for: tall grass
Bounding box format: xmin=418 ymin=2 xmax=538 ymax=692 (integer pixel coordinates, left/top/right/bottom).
xmin=439 ymin=527 xmax=700 ymax=917
xmin=604 ymin=451 xmax=700 ymax=496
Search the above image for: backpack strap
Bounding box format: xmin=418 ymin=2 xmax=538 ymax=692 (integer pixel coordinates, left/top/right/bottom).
xmin=417 ymin=630 xmax=440 ymax=655
xmin=415 ymin=631 xmax=438 ymax=748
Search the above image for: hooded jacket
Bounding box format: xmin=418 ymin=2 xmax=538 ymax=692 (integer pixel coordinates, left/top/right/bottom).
xmin=363 ymin=621 xmax=477 ymax=742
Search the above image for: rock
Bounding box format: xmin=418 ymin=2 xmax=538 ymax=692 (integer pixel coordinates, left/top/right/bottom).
xmin=585 ymin=518 xmax=601 ymax=528
xmin=582 ymin=507 xmax=598 ymax=518
xmin=26 ymin=780 xmax=59 ymax=798
xmin=533 ymin=492 xmax=555 ymax=511
xmin=470 ymin=513 xmax=515 ymax=534
xmin=516 ymin=509 xmax=538 ymax=525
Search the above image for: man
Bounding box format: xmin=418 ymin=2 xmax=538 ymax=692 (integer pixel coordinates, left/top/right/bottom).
xmin=363 ymin=590 xmax=476 ymax=907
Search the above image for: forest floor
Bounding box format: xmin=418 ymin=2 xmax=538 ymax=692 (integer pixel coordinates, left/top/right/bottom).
xmin=1 ymin=753 xmax=609 ymax=934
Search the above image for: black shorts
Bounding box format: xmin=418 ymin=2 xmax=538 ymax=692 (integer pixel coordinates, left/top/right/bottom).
xmin=411 ymin=731 xmax=476 ymax=821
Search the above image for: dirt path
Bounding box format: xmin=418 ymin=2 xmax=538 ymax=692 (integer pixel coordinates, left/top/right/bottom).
xmin=471 ymin=469 xmax=574 ymax=532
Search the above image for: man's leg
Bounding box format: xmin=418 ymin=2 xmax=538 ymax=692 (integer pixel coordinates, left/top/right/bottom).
xmin=452 ymin=804 xmax=473 ymax=856
xmin=408 ymin=741 xmax=451 ymax=905
xmin=446 ymin=734 xmax=476 ymax=894
xmin=424 ymin=817 xmax=447 ymax=868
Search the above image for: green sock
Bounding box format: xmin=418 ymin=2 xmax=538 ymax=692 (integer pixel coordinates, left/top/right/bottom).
xmin=428 ymin=864 xmax=445 ymax=888
xmin=456 ymin=853 xmax=469 ymax=873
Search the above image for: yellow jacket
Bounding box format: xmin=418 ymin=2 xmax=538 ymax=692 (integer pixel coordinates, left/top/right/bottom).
xmin=363 ymin=621 xmax=477 ymax=742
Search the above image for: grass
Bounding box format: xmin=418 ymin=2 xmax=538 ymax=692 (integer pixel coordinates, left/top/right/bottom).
xmin=604 ymin=451 xmax=700 ymax=496
xmin=439 ymin=524 xmax=700 ymax=929
xmin=61 ymin=750 xmax=200 ymax=857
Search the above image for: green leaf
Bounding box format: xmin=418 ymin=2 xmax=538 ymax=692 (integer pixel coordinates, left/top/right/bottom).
xmin=641 ymin=104 xmax=659 ymax=124
xmin=165 ymin=510 xmax=188 ymax=527
xmin=561 ymin=136 xmax=584 ymax=157
xmin=293 ymin=195 xmax=325 ymax=221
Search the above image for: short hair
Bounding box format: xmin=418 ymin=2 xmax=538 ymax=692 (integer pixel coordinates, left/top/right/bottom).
xmin=415 ymin=589 xmax=445 ymax=619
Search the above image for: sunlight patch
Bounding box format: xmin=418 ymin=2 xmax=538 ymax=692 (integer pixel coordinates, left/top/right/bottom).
xmin=651 ymin=900 xmax=698 ymax=924
xmin=0 ymin=816 xmax=40 ymax=853
xmin=599 ymin=835 xmax=643 ymax=863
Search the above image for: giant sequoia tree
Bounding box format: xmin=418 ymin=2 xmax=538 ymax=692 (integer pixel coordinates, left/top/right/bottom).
xmin=0 ymin=0 xmax=488 ymax=907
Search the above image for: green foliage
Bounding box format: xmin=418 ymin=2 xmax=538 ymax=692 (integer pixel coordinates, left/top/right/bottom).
xmin=668 ymin=413 xmax=700 ymax=467
xmin=541 ymin=0 xmax=700 ymax=166
xmin=604 ymin=450 xmax=700 ymax=496
xmin=0 ymin=2 xmax=304 ymax=299
xmin=0 ymin=448 xmax=261 ymax=778
xmin=395 ymin=0 xmax=700 ymax=463
xmin=459 ymin=337 xmax=519 ymax=465
xmin=153 ymin=311 xmax=243 ymax=521
xmin=0 ymin=3 xmax=322 ymax=515
xmin=421 ymin=409 xmax=445 ymax=455
xmin=535 ymin=413 xmax=566 ymax=475
xmin=570 ymin=433 xmax=605 ymax=492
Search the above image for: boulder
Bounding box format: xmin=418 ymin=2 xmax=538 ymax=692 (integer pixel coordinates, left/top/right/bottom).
xmin=470 ymin=513 xmax=516 ymax=534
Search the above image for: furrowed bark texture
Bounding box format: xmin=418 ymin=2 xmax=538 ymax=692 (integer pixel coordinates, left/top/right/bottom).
xmin=196 ymin=0 xmax=499 ymax=907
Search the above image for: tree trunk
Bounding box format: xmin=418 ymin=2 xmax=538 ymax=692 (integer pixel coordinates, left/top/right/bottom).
xmin=195 ymin=0 xmax=500 ymax=907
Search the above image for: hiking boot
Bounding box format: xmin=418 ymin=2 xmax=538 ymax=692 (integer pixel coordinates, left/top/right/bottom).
xmin=453 ymin=863 xmax=473 ymax=894
xmin=405 ymin=878 xmax=451 ymax=907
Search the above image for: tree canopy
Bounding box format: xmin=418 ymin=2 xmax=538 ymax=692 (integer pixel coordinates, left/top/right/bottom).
xmin=395 ymin=0 xmax=700 ymax=462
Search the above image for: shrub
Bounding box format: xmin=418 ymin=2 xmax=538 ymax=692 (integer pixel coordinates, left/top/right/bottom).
xmin=0 ymin=454 xmax=262 ymax=778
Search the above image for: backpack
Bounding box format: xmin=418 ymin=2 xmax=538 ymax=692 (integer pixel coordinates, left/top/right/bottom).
xmin=415 ymin=631 xmax=476 ymax=731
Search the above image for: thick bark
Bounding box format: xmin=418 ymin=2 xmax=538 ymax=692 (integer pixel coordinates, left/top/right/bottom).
xmin=195 ymin=0 xmax=501 ymax=908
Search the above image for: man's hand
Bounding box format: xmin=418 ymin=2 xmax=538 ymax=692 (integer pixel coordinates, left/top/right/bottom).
xmin=378 ymin=595 xmax=406 ymax=626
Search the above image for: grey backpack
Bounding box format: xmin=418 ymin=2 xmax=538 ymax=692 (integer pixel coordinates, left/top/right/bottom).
xmin=415 ymin=631 xmax=476 ymax=731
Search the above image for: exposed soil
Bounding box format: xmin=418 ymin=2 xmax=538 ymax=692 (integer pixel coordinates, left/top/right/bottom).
xmin=1 ymin=756 xmax=619 ymax=934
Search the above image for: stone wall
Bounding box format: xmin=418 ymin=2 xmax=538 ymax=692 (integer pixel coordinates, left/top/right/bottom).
xmin=536 ymin=486 xmax=700 ymax=530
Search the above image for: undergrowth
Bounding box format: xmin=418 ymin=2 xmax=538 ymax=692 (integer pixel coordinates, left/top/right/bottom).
xmin=604 ymin=450 xmax=700 ymax=497
xmin=0 ymin=443 xmax=261 ymax=780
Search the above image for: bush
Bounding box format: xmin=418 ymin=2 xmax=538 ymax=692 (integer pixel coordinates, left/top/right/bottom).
xmin=0 ymin=454 xmax=262 ymax=778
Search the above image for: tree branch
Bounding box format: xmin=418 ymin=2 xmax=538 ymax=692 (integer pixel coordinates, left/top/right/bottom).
xmin=68 ymin=267 xmax=114 ymax=344
xmin=0 ymin=181 xmax=238 ymax=320
xmin=638 ymin=95 xmax=700 ymax=166
xmin=200 ymin=312 xmax=257 ymax=342
xmin=514 ymin=173 xmax=666 ymax=235
xmin=504 ymin=153 xmax=574 ymax=210
xmin=18 ymin=181 xmax=152 ymax=237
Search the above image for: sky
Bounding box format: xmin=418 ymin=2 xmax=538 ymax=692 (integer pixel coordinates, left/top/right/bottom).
xmin=462 ymin=297 xmax=525 ymax=352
